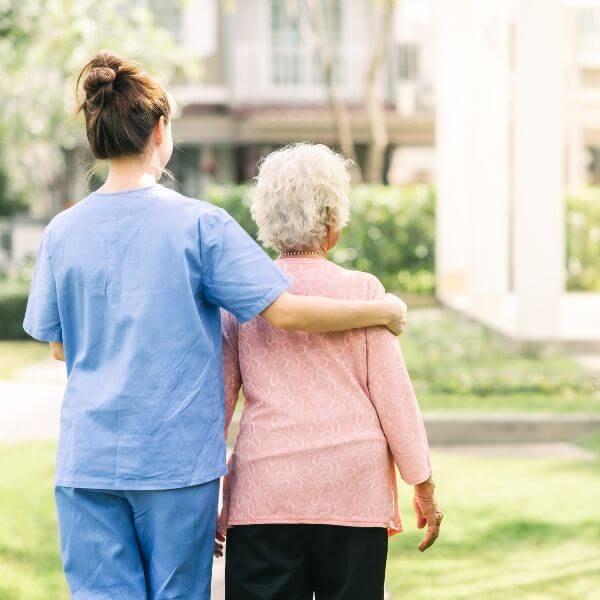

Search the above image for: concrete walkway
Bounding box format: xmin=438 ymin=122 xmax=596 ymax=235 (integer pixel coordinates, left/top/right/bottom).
xmin=0 ymin=359 xmax=64 ymax=441
xmin=430 ymin=442 xmax=596 ymax=460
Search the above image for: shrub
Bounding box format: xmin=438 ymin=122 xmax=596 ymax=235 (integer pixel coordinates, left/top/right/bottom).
xmin=331 ymin=184 xmax=435 ymax=293
xmin=208 ymin=183 xmax=600 ymax=294
xmin=2 ymin=183 xmax=596 ymax=340
xmin=566 ymin=188 xmax=600 ymax=291
xmin=0 ymin=282 xmax=29 ymax=339
xmin=207 ymin=184 xmax=436 ymax=294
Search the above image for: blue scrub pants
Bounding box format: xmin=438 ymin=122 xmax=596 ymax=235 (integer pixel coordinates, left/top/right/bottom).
xmin=55 ymin=479 xmax=220 ymax=599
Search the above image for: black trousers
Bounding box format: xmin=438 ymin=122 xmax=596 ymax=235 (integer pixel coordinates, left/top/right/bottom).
xmin=225 ymin=524 xmax=388 ymax=600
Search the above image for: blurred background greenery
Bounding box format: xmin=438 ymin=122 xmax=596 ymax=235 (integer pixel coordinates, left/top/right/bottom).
xmin=3 ymin=183 xmax=600 ymax=338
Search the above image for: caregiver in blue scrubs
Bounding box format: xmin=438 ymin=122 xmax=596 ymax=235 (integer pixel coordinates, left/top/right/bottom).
xmin=23 ymin=51 xmax=407 ymax=600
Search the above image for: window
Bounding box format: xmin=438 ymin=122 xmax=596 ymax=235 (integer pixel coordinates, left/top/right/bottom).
xmin=271 ymin=0 xmax=303 ymax=46
xmin=398 ymin=43 xmax=419 ymax=81
xmin=270 ymin=0 xmax=343 ymax=87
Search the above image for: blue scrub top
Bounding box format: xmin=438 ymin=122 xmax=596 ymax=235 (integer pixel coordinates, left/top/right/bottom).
xmin=23 ymin=184 xmax=290 ymax=490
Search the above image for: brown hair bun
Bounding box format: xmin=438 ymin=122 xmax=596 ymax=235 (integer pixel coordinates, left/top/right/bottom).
xmin=81 ymin=52 xmax=122 ymax=101
xmin=87 ymin=66 xmax=117 ymax=87
xmin=76 ymin=50 xmax=170 ymax=160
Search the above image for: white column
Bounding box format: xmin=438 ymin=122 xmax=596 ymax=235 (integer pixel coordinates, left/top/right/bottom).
xmin=469 ymin=1 xmax=511 ymax=300
xmin=181 ymin=0 xmax=217 ymax=57
xmin=564 ymin=7 xmax=587 ymax=191
xmin=513 ymin=0 xmax=564 ymax=340
xmin=434 ymin=0 xmax=477 ymax=301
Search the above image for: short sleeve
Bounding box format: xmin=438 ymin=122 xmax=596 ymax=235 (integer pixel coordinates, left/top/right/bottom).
xmin=199 ymin=208 xmax=290 ymax=323
xmin=23 ymin=229 xmax=62 ymax=342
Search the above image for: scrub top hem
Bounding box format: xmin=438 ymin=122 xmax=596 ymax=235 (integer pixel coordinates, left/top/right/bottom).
xmin=55 ymin=464 xmax=227 ymax=491
xmin=22 ymin=321 xmax=63 ymax=344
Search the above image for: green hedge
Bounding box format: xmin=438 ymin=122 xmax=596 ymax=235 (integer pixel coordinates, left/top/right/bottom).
xmin=207 ymin=184 xmax=436 ymax=294
xmin=1 ymin=183 xmax=597 ymax=339
xmin=209 ymin=184 xmax=600 ymax=294
xmin=0 ymin=283 xmax=29 ymax=340
xmin=566 ymin=188 xmax=600 ymax=291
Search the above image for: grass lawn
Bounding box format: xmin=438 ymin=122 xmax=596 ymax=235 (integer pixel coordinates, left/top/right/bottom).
xmin=0 ymin=443 xmax=66 ymax=600
xmin=400 ymin=309 xmax=600 ymax=413
xmin=578 ymin=433 xmax=600 ymax=456
xmin=0 ymin=341 xmax=49 ymax=379
xmin=389 ymin=447 xmax=600 ymax=599
xmin=1 ymin=443 xmax=598 ymax=600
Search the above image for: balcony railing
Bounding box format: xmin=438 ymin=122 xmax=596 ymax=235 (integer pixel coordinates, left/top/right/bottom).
xmin=231 ymin=42 xmax=374 ymax=104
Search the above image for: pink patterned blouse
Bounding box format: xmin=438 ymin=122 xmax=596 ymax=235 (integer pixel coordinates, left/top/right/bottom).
xmin=218 ymin=257 xmax=431 ymax=536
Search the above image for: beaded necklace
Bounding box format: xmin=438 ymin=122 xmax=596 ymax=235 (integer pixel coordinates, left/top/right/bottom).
xmin=279 ymin=250 xmax=327 ymax=258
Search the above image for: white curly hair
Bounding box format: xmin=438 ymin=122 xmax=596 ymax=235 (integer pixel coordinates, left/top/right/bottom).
xmin=250 ymin=143 xmax=352 ymax=252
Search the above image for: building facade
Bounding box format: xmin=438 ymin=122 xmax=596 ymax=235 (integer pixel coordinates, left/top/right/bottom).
xmin=162 ymin=0 xmax=600 ymax=197
xmin=6 ymin=0 xmax=600 ymax=293
xmin=24 ymin=0 xmax=600 ymax=211
xmin=163 ymin=0 xmax=435 ymax=197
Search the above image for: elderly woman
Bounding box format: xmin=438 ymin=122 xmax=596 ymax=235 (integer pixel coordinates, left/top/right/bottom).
xmin=217 ymin=143 xmax=442 ymax=600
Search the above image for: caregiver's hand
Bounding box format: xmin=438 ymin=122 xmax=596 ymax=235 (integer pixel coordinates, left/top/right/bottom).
xmin=261 ymin=291 xmax=408 ymax=335
xmin=384 ymin=293 xmax=407 ymax=336
xmin=413 ymin=477 xmax=443 ymax=552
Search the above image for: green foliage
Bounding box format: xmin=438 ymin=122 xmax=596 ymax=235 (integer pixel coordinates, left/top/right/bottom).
xmin=207 ymin=183 xmax=600 ymax=294
xmin=0 ymin=282 xmax=29 ymax=340
xmin=400 ymin=308 xmax=599 ymax=412
xmin=566 ymin=188 xmax=600 ymax=291
xmin=0 ymin=0 xmax=201 ymax=200
xmin=0 ymin=160 xmax=27 ymax=216
xmin=331 ymin=184 xmax=435 ymax=293
xmin=207 ymin=183 xmax=436 ymax=293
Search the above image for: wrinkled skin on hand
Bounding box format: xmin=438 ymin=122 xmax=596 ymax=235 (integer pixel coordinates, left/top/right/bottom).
xmin=385 ymin=293 xmax=408 ymax=336
xmin=214 ymin=531 xmax=225 ymax=558
xmin=413 ymin=477 xmax=443 ymax=552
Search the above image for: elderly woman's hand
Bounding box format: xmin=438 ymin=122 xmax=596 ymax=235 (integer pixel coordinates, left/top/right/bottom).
xmin=384 ymin=293 xmax=408 ymax=336
xmin=214 ymin=531 xmax=226 ymax=558
xmin=413 ymin=477 xmax=443 ymax=552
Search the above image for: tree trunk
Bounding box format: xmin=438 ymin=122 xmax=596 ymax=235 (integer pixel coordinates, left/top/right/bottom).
xmin=364 ymin=0 xmax=395 ymax=183
xmin=306 ymin=0 xmax=363 ymax=182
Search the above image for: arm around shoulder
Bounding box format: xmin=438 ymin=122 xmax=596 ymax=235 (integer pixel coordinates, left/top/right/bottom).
xmin=260 ymin=290 xmax=407 ymax=334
